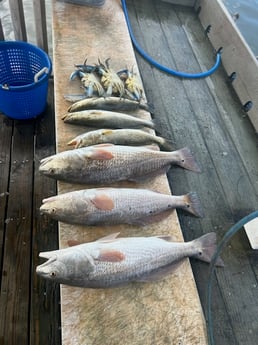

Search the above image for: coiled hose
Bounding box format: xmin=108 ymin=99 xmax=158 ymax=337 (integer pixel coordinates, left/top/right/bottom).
xmin=121 ymin=0 xmax=221 ymax=78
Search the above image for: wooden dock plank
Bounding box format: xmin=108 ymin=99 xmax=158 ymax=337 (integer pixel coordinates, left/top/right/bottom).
xmin=0 ymin=120 xmax=34 ymax=344
xmin=51 ymin=0 xmax=208 ymax=344
xmin=30 ymin=80 xmax=61 ymax=345
xmin=126 ymin=1 xmax=258 ymax=343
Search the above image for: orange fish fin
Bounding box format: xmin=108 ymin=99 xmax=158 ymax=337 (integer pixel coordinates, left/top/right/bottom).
xmin=86 ymin=147 xmax=114 ymax=160
xmin=91 ymin=193 xmax=114 ymax=210
xmin=97 ymin=249 xmax=125 ymax=262
xmin=136 ymin=260 xmax=185 ymax=282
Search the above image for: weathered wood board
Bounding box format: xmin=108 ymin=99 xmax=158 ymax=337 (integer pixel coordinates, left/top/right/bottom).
xmin=51 ymin=0 xmax=208 ymax=344
xmin=195 ymin=0 xmax=258 ymax=132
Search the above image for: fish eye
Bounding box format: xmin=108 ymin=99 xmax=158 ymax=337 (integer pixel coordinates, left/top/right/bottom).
xmin=49 ymin=168 xmax=55 ymax=174
xmin=50 ymin=271 xmax=56 ymax=278
xmin=51 ymin=208 xmax=56 ymax=214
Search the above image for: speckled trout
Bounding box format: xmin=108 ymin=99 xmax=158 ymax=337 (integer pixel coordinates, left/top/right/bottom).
xmin=67 ymin=128 xmax=174 ymax=151
xmin=39 ymin=188 xmax=203 ymax=225
xmin=62 ymin=110 xmax=154 ymax=129
xmin=39 ymin=144 xmax=201 ymax=184
xmin=36 ymin=232 xmax=222 ymax=288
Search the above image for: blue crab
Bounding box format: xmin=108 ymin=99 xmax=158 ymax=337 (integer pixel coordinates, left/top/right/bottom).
xmin=97 ymin=58 xmax=125 ymax=97
xmin=118 ymin=67 xmax=144 ymax=101
xmin=70 ymin=61 xmax=104 ymax=97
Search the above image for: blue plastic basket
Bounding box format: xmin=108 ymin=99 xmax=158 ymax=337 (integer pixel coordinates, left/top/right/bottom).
xmin=0 ymin=41 xmax=52 ymax=120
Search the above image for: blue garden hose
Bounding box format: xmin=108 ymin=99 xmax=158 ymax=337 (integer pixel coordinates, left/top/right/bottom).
xmin=121 ymin=0 xmax=222 ymax=79
xmin=206 ymin=211 xmax=258 ymax=345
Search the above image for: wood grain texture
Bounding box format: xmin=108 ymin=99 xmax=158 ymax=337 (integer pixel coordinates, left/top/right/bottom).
xmin=51 ymin=0 xmax=208 ymax=344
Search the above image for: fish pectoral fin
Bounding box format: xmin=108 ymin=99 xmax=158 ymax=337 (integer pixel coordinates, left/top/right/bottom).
xmin=86 ymin=147 xmax=114 ymax=160
xmin=136 ymin=260 xmax=185 ymax=282
xmin=97 ymin=249 xmax=125 ymax=262
xmin=91 ymin=193 xmax=115 ymax=210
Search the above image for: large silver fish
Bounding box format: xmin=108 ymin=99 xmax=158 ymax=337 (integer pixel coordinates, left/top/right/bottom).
xmin=62 ymin=110 xmax=155 ymax=129
xmin=39 ymin=187 xmax=203 ymax=225
xmin=36 ymin=232 xmax=222 ymax=288
xmin=39 ymin=144 xmax=201 ymax=184
xmin=67 ymin=128 xmax=174 ymax=151
xmin=66 ymin=96 xmax=149 ymax=112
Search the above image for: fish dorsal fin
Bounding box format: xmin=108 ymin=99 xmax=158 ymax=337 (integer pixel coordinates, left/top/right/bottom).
xmin=156 ymin=235 xmax=176 ymax=242
xmin=97 ymin=232 xmax=120 ymax=242
xmin=97 ymin=249 xmax=125 ymax=262
xmin=101 ymin=129 xmax=113 ymax=136
xmin=136 ymin=260 xmax=185 ymax=282
xmin=91 ymin=193 xmax=115 ymax=210
xmin=67 ymin=239 xmax=82 ymax=247
xmin=86 ymin=146 xmax=114 ymax=160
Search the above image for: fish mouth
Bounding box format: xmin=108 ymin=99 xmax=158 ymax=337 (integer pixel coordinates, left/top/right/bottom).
xmin=36 ymin=255 xmax=57 ymax=277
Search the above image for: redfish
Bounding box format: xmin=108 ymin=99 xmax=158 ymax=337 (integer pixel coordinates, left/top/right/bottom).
xmin=39 ymin=144 xmax=201 ymax=184
xmin=39 ymin=187 xmax=203 ymax=225
xmin=36 ymin=232 xmax=222 ymax=288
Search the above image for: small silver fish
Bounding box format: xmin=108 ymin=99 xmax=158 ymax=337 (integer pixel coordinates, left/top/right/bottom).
xmin=67 ymin=128 xmax=174 ymax=151
xmin=66 ymin=96 xmax=149 ymax=112
xmin=39 ymin=144 xmax=201 ymax=185
xmin=62 ymin=110 xmax=155 ymax=129
xmin=39 ymin=187 xmax=203 ymax=225
xmin=36 ymin=232 xmax=223 ymax=288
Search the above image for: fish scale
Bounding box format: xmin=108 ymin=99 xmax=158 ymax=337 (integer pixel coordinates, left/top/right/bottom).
xmin=39 ymin=145 xmax=201 ymax=185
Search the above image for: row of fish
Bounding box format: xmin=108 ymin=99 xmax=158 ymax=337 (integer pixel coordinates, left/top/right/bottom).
xmin=36 ymin=61 xmax=222 ymax=288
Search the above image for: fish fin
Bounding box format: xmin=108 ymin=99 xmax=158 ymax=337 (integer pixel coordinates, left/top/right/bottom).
xmin=144 ymin=144 xmax=160 ymax=151
xmin=136 ymin=260 xmax=185 ymax=282
xmin=159 ymin=138 xmax=175 ymax=151
xmin=102 ymin=129 xmax=114 ymax=135
xmin=156 ymin=235 xmax=177 ymax=242
xmin=182 ymin=192 xmax=204 ymax=218
xmin=67 ymin=240 xmax=82 ymax=247
xmin=175 ymin=147 xmax=201 ymax=172
xmin=97 ymin=232 xmax=121 ymax=242
xmin=191 ymin=232 xmax=224 ymax=267
xmin=86 ymin=147 xmax=114 ymax=160
xmin=91 ymin=193 xmax=114 ymax=210
xmin=97 ymin=249 xmax=125 ymax=262
xmin=67 ymin=138 xmax=78 ymax=147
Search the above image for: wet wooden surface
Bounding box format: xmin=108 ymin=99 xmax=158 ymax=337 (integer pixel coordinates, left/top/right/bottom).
xmin=0 ymin=80 xmax=61 ymax=345
xmin=52 ymin=0 xmax=208 ymax=344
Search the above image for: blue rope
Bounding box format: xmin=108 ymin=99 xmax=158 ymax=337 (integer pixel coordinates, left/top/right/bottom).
xmin=206 ymin=211 xmax=258 ymax=345
xmin=121 ymin=0 xmax=222 ymax=79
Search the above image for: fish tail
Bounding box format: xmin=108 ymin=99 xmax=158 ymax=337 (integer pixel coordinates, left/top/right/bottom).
xmin=191 ymin=232 xmax=224 ymax=266
xmin=183 ymin=192 xmax=204 ymax=218
xmin=175 ymin=147 xmax=201 ymax=172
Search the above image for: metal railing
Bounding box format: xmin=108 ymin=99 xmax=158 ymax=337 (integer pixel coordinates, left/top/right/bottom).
xmin=0 ymin=0 xmax=50 ymax=53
